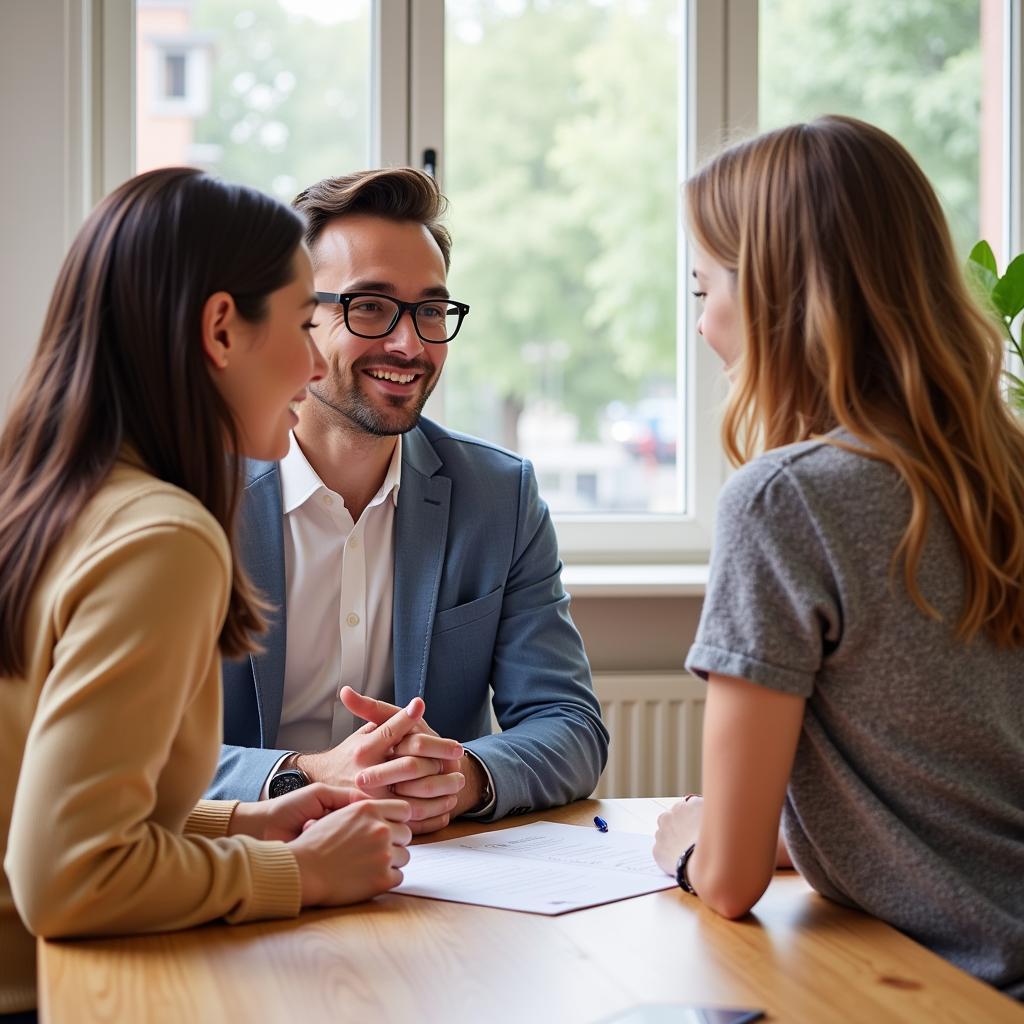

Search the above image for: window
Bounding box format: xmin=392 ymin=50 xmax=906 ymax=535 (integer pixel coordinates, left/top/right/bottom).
xmin=163 ymin=52 xmax=187 ymax=99
xmin=442 ymin=0 xmax=683 ymax=518
xmin=145 ymin=39 xmax=213 ymax=119
xmin=136 ymin=0 xmax=374 ymax=200
xmin=111 ymin=0 xmax=1017 ymax=560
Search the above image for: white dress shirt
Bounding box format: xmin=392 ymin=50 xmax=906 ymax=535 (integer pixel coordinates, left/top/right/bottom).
xmin=263 ymin=431 xmax=496 ymax=814
xmin=277 ymin=432 xmax=401 ymax=752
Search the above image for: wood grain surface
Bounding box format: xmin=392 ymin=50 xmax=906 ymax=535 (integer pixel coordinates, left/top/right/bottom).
xmin=38 ymin=798 xmax=1024 ymax=1023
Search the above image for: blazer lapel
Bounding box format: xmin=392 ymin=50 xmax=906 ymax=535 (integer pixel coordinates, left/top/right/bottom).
xmin=241 ymin=462 xmax=288 ymax=746
xmin=393 ymin=428 xmax=450 ymax=705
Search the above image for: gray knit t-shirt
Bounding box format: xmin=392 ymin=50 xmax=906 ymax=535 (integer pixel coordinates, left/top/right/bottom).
xmin=686 ymin=435 xmax=1024 ymax=998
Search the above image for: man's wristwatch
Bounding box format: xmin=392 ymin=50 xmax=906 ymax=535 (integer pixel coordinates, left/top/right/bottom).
xmin=675 ymin=843 xmax=699 ymax=896
xmin=472 ymin=772 xmax=493 ymax=814
xmin=268 ymin=763 xmax=309 ymax=799
xmin=464 ymin=752 xmax=494 ymax=815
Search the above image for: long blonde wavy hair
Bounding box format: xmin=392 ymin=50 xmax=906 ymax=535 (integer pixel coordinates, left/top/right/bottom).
xmin=686 ymin=114 xmax=1024 ymax=646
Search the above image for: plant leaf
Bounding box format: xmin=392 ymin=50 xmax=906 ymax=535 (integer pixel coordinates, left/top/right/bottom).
xmin=1006 ymin=377 xmax=1024 ymax=417
xmin=992 ymin=253 xmax=1024 ymax=319
xmin=966 ymin=260 xmax=998 ymax=304
xmin=966 ymin=241 xmax=999 ymax=305
xmin=968 ymin=240 xmax=998 ymax=275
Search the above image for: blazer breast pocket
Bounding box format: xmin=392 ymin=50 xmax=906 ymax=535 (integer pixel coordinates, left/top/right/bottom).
xmin=431 ymin=585 xmax=504 ymax=637
xmin=425 ymin=587 xmax=504 ymax=735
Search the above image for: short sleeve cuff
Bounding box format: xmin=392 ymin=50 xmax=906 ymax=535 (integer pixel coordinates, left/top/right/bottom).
xmin=686 ymin=643 xmax=815 ymax=698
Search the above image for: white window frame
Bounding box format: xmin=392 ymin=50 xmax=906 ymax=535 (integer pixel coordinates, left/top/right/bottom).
xmin=373 ymin=0 xmax=411 ymax=167
xmin=83 ymin=0 xmax=1022 ymax=565
xmin=1009 ymin=0 xmax=1024 ymax=256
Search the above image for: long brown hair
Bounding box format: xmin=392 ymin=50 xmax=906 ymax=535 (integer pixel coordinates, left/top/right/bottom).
xmin=687 ymin=115 xmax=1024 ymax=646
xmin=293 ymin=166 xmax=452 ymax=269
xmin=0 ymin=167 xmax=305 ymax=676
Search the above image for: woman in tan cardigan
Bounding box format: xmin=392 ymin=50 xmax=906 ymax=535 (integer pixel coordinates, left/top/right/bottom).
xmin=0 ymin=168 xmax=426 ymax=1020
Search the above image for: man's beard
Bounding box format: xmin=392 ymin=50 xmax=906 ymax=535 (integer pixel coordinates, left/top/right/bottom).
xmin=310 ymin=359 xmax=438 ymax=437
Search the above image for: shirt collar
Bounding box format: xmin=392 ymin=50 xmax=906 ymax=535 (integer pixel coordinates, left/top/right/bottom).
xmin=374 ymin=434 xmax=403 ymax=509
xmin=278 ymin=433 xmax=403 ymax=515
xmin=279 ymin=433 xmax=324 ymax=515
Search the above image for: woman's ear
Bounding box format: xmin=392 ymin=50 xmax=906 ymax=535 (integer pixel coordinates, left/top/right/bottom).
xmin=201 ymin=291 xmax=238 ymax=370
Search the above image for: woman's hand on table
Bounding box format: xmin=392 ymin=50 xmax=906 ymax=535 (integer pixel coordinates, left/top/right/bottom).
xmin=653 ymin=794 xmax=704 ymax=876
xmin=230 ymin=784 xmax=413 ymax=907
xmin=289 ymin=795 xmax=413 ymax=907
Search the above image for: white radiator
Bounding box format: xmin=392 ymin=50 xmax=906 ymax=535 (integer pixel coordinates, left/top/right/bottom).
xmin=592 ymin=672 xmax=707 ymax=799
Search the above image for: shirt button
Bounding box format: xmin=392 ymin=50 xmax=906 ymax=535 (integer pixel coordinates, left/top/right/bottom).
xmin=323 ymin=494 xmax=333 ymax=506
xmin=348 ymin=536 xmax=359 ymax=549
xmin=346 ymin=612 xmax=360 ymax=627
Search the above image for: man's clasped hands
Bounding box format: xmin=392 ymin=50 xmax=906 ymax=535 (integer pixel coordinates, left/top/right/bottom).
xmin=226 ymin=686 xmax=480 ymax=906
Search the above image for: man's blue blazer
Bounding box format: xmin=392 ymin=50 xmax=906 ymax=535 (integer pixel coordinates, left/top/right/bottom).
xmin=207 ymin=417 xmax=609 ymax=818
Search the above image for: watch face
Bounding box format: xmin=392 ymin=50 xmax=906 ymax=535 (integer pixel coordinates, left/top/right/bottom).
xmin=269 ymin=770 xmax=307 ymax=799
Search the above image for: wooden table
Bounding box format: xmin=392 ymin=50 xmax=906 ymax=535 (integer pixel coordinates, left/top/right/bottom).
xmin=38 ymin=799 xmax=1024 ymax=1023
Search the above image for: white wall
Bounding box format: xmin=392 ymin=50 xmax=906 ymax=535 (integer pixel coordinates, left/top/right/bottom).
xmin=0 ymin=1 xmax=80 ymax=414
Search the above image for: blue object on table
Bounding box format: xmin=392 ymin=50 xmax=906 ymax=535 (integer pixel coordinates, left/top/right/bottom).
xmin=593 ymin=815 xmax=609 ymax=832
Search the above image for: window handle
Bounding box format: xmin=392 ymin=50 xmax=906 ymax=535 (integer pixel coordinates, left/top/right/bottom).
xmin=422 ymin=148 xmax=437 ymax=178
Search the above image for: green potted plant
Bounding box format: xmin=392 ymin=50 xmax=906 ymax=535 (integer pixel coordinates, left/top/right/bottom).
xmin=966 ymin=241 xmax=1024 ymax=413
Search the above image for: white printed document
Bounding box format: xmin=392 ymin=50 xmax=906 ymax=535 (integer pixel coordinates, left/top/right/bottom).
xmin=395 ymin=821 xmax=676 ymax=914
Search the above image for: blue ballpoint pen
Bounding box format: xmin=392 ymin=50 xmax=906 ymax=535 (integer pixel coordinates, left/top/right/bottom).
xmin=593 ymin=815 xmax=609 ymax=833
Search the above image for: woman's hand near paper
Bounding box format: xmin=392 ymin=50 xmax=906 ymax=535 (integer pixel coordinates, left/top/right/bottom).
xmin=229 ymin=701 xmax=427 ymax=906
xmin=653 ymin=796 xmax=704 ymax=876
xmin=653 ymin=673 xmax=805 ymax=919
xmin=288 ymin=795 xmax=413 ymax=907
xmin=230 ymin=782 xmax=412 ymax=904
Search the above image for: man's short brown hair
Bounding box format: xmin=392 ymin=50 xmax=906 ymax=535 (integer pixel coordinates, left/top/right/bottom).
xmin=292 ymin=167 xmax=452 ymax=270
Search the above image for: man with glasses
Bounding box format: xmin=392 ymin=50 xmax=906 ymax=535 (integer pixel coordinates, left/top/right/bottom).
xmin=207 ymin=168 xmax=608 ymax=831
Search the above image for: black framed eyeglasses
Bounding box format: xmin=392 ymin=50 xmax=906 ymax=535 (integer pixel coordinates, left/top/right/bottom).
xmin=314 ymin=291 xmax=470 ymax=344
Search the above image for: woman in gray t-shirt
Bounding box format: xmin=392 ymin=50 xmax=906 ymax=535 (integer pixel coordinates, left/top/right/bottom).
xmin=652 ymin=115 xmax=1024 ymax=1000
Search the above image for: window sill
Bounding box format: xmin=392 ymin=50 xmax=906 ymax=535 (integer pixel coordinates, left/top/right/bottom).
xmin=561 ymin=563 xmax=709 ymax=598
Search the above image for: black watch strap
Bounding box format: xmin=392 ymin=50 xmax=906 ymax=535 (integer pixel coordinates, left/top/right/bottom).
xmin=675 ymin=843 xmax=699 ymax=896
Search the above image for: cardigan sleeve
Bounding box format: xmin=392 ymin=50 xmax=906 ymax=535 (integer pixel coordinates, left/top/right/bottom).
xmin=185 ymin=800 xmax=239 ymax=838
xmin=4 ymin=518 xmax=300 ymax=938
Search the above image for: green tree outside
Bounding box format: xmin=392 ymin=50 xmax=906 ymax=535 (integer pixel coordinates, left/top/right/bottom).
xmin=191 ymin=0 xmax=372 ymax=200
xmin=760 ymin=0 xmax=981 ymax=250
xmin=444 ymin=0 xmax=680 ymax=450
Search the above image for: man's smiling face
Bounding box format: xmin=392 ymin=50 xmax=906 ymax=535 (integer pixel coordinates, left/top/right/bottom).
xmin=307 ymin=213 xmax=449 ymax=436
